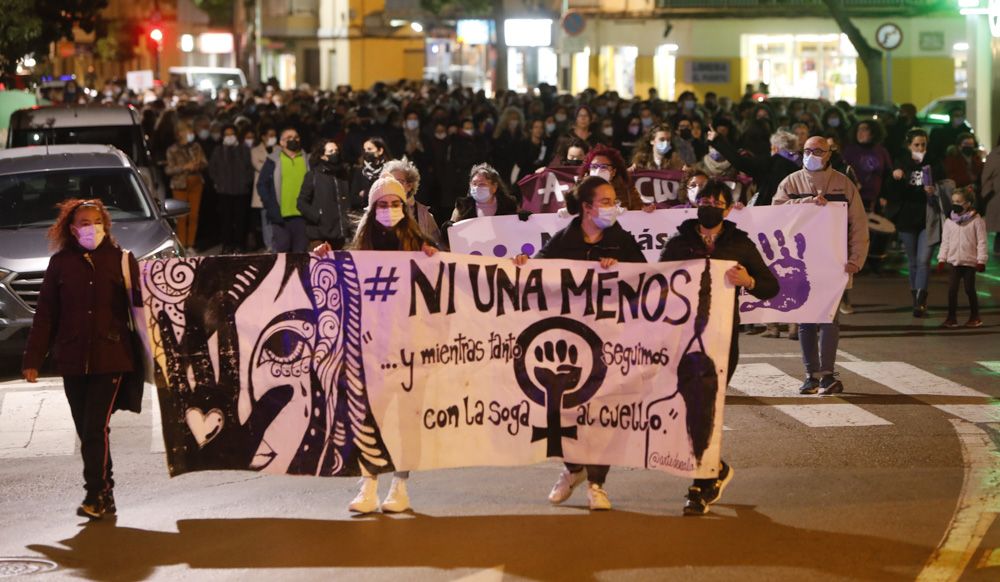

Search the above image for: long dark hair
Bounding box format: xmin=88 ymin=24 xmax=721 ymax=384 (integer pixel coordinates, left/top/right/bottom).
xmin=631 ymin=123 xmax=673 ymax=169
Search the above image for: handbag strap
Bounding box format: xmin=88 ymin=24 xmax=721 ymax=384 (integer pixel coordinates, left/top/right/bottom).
xmin=120 ymin=250 xmax=138 ymax=330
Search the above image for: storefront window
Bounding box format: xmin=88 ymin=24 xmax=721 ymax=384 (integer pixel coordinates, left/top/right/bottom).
xmin=744 ymin=34 xmax=857 ymax=102
xmin=572 ymin=47 xmax=590 ymax=94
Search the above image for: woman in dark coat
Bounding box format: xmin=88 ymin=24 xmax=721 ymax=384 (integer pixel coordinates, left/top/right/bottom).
xmin=513 ymin=175 xmax=645 ymax=511
xmin=22 ymin=198 xmax=142 ymax=520
xmin=298 ymin=139 xmax=353 ymax=250
xmin=659 ymin=179 xmax=779 ymax=516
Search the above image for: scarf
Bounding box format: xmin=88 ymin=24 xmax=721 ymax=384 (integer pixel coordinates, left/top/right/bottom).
xmin=702 ymin=153 xmax=732 ymax=176
xmin=950 ymin=210 xmax=976 ymax=225
xmin=362 ymin=158 xmax=384 ymax=182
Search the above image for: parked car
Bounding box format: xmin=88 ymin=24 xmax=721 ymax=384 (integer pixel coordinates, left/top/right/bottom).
xmin=918 ymin=95 xmax=966 ymax=127
xmin=6 ymin=103 xmax=163 ymax=200
xmin=0 ymin=144 xmax=188 ymax=356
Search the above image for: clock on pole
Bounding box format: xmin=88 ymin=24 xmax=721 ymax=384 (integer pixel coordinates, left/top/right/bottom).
xmin=875 ymin=23 xmax=902 ymax=104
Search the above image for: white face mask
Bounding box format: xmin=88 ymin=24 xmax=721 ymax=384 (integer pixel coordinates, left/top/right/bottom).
xmin=197 ymin=129 xmax=211 ymax=141
xmin=471 ymin=185 xmax=492 ymax=203
xmin=463 ymin=128 xmax=475 ymax=137
xmin=186 ymin=133 xmax=196 ymax=144
xmin=223 ymin=135 xmax=238 ymax=146
xmin=405 ymin=119 xmax=419 ymax=130
xmin=592 ymin=205 xmax=620 ymax=229
xmin=375 ymin=207 xmax=404 ymax=228
xmin=688 ymin=185 xmax=700 ymax=200
xmin=911 ymin=150 xmax=926 ymax=163
xmin=244 ymin=138 xmax=255 ymax=148
xmin=602 ymin=127 xmax=614 ymax=137
xmin=590 ymin=168 xmax=612 ymax=182
xmin=265 ymin=136 xmax=277 ymax=147
xmin=74 ymin=224 xmax=105 ymax=250
xmin=803 ymin=153 xmax=825 ymax=172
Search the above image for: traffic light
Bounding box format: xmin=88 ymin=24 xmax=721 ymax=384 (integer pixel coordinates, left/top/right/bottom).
xmin=149 ymin=28 xmax=163 ymax=46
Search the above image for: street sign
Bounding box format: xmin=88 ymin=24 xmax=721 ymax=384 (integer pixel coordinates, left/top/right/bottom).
xmin=875 ymin=23 xmax=903 ymax=51
xmin=562 ymin=11 xmax=586 ymax=37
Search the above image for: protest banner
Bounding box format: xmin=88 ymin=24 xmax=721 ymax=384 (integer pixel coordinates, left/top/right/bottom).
xmin=448 ymin=203 xmax=849 ymax=324
xmin=517 ymin=166 xmax=579 ymax=213
xmin=140 ymin=253 xmax=735 ymax=480
xmin=632 ymin=168 xmax=687 ymax=205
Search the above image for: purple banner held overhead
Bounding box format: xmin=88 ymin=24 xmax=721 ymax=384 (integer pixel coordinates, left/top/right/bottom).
xmin=518 ymin=166 xmax=580 ymax=213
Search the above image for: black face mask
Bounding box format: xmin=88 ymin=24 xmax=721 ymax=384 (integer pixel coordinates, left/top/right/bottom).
xmin=564 ymin=159 xmax=583 ymax=167
xmin=363 ymin=151 xmax=378 ymax=163
xmin=679 ymin=129 xmax=693 ymax=140
xmin=961 ymin=146 xmax=976 ymax=157
xmin=286 ymin=139 xmax=302 ymax=152
xmin=697 ymin=205 xmax=724 ymax=229
xmin=951 ymin=204 xmax=966 ymax=214
xmin=321 ymin=157 xmax=339 ymax=171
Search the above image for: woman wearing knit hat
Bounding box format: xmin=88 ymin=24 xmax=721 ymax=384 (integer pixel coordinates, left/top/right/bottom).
xmin=313 ymin=175 xmax=437 ymax=514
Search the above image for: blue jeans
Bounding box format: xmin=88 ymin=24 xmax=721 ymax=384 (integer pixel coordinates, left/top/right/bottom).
xmin=798 ymin=312 xmax=840 ymax=377
xmin=898 ymin=229 xmax=930 ymax=291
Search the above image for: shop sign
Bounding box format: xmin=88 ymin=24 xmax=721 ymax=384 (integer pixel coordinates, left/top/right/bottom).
xmin=684 ymin=61 xmax=730 ymax=84
xmin=457 ymin=20 xmax=491 ymax=45
xmin=918 ymin=32 xmax=944 ymax=51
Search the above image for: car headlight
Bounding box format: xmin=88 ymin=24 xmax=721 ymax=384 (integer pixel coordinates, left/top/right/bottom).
xmin=140 ymin=240 xmax=184 ymax=261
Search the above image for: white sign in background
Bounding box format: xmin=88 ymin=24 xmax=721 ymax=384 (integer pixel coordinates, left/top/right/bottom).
xmin=448 ymin=204 xmax=849 ymax=324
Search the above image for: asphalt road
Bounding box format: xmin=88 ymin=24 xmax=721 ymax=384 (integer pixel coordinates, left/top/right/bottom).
xmin=1 ymin=252 xmax=999 ymax=581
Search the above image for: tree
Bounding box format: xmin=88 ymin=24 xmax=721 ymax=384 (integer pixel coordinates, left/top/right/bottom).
xmin=0 ymin=0 xmax=43 ymax=75
xmin=821 ymin=0 xmax=885 ymax=104
xmin=421 ymin=0 xmax=508 ymax=92
xmin=0 ymin=0 xmax=108 ymax=76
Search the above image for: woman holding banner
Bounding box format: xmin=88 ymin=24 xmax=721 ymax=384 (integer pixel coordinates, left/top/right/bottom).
xmin=659 ymin=180 xmax=779 ymax=515
xmin=315 ymin=176 xmax=438 ymax=514
xmin=513 ymin=175 xmax=646 ymax=510
xmin=22 ymin=199 xmax=143 ymax=520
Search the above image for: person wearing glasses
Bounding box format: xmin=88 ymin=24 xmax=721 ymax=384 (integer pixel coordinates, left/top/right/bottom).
xmin=314 ymin=176 xmax=437 ymax=514
xmin=773 ymin=136 xmax=869 ymax=396
xmin=22 ymin=199 xmax=142 ymax=520
xmin=659 ymin=179 xmax=779 ymax=515
xmin=513 ymin=175 xmax=646 ymax=510
xmin=579 ymin=143 xmax=645 ymax=211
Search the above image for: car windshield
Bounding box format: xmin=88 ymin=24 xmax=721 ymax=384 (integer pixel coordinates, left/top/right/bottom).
xmin=185 ymin=73 xmax=244 ymax=92
xmin=9 ymin=127 xmax=148 ymax=165
xmin=0 ymin=168 xmax=152 ymax=228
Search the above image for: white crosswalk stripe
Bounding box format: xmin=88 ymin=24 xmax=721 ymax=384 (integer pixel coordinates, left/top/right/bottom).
xmin=0 ymin=360 xmax=995 ymax=458
xmin=729 ymin=363 xmax=894 ymax=428
xmin=840 ymin=361 xmax=994 ymax=424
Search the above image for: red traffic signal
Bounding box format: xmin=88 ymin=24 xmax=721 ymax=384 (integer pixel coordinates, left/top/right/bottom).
xmin=149 ymin=28 xmax=163 ymax=44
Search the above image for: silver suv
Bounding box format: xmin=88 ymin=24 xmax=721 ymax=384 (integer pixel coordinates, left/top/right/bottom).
xmin=0 ymin=144 xmax=188 ymax=356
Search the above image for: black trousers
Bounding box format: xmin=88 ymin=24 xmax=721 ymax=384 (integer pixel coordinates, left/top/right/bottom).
xmin=64 ymin=373 xmax=123 ymax=496
xmin=564 ymin=462 xmax=609 ymax=486
xmin=947 ymin=266 xmax=979 ymax=319
xmin=272 ymin=216 xmax=308 ymax=253
xmin=217 ymin=194 xmax=250 ymax=251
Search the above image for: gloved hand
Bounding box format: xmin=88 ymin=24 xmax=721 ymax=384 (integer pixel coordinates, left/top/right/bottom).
xmin=936 ymin=262 xmax=948 ymax=273
xmin=517 ymin=210 xmax=532 ymax=222
xmin=976 ymin=263 xmax=986 ymax=273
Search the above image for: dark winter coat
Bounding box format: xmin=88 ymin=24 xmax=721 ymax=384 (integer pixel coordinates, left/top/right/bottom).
xmin=535 ymin=216 xmax=646 ymax=263
xmin=208 ymin=144 xmax=254 ymax=195
xmin=884 ymin=156 xmax=932 ymax=233
xmin=660 ymin=219 xmax=780 ymax=324
xmin=297 ymin=168 xmax=352 ymax=242
xmin=709 ymin=136 xmax=800 ymax=206
xmin=23 ymin=238 xmax=141 ymax=376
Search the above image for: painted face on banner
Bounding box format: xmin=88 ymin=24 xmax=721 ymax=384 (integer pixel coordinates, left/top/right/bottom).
xmin=236 ymin=254 xmax=319 ymax=472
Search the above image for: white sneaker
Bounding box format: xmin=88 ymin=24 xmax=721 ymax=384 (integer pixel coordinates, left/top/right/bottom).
xmin=381 ymin=477 xmax=411 ymax=513
xmin=348 ymin=477 xmax=379 ymax=514
xmin=548 ymin=468 xmax=587 ymax=504
xmin=587 ymin=483 xmax=611 ymax=511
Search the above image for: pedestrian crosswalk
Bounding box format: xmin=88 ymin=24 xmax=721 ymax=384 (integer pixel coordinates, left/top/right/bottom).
xmin=0 ymin=361 xmax=997 ymax=459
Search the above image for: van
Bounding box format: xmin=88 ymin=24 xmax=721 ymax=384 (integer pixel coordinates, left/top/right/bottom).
xmin=6 ymin=104 xmax=162 ymax=200
xmin=168 ymin=66 xmax=247 ymax=99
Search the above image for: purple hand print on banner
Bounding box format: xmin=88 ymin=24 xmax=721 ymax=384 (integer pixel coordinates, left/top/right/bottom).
xmin=740 ymin=230 xmax=810 ymax=313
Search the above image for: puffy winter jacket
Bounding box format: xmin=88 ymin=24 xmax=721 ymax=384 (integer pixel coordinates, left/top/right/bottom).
xmin=938 ymin=214 xmax=988 ymax=267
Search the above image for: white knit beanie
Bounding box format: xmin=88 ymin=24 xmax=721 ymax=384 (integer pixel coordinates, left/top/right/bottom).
xmin=368 ymin=176 xmax=406 ymax=209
